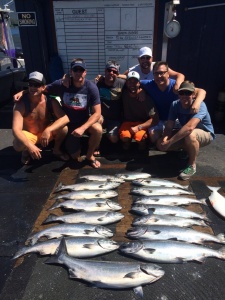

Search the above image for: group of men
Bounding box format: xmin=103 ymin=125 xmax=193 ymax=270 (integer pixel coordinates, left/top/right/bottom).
xmin=12 ymin=47 xmax=215 ymax=180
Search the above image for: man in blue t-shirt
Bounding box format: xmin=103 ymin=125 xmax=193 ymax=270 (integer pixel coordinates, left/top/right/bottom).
xmin=140 ymin=61 xmax=207 ymax=144
xmin=45 ymin=58 xmax=102 ymax=168
xmin=156 ymin=81 xmax=215 ymax=180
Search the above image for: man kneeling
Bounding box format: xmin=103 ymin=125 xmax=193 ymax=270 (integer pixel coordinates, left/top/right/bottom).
xmin=156 ymin=80 xmax=215 ymax=180
xmin=12 ymin=71 xmax=69 ymax=164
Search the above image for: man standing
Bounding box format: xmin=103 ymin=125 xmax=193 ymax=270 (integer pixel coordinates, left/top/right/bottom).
xmin=46 ymin=58 xmax=102 ymax=168
xmin=119 ymin=71 xmax=158 ymax=150
xmin=156 ymin=81 xmax=215 ymax=180
xmin=12 ymin=71 xmax=69 ymax=164
xmin=141 ymin=61 xmax=206 ymax=143
xmin=122 ymin=46 xmax=184 ymax=92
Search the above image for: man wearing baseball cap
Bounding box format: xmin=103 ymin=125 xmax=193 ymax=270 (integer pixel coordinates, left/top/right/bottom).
xmin=12 ymin=71 xmax=70 ymax=164
xmin=121 ymin=46 xmax=184 ymax=92
xmin=45 ymin=58 xmax=102 ymax=168
xmin=119 ymin=71 xmax=158 ymax=151
xmin=156 ymin=80 xmax=215 ymax=180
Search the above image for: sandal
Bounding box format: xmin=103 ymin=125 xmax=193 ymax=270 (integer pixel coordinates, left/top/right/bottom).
xmin=94 ymin=150 xmax=101 ymax=157
xmin=84 ymin=158 xmax=101 ymax=169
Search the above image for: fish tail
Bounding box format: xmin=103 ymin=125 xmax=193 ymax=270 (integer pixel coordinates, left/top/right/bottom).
xmin=216 ymin=233 xmax=225 ymax=244
xmin=54 ymin=182 xmax=63 ymax=193
xmin=207 ymin=186 xmax=221 ymax=192
xmin=45 ymin=238 xmax=67 ymax=265
xmin=42 ymin=214 xmax=58 ymax=224
xmin=48 ymin=201 xmax=61 ymax=211
xmin=218 ymin=246 xmax=225 ymax=259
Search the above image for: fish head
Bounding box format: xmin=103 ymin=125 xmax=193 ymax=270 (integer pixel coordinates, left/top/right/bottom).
xmin=132 ymin=204 xmax=148 ymax=215
xmin=106 ymin=212 xmax=124 ymax=220
xmin=119 ymin=241 xmax=143 ymax=253
xmin=126 ymin=226 xmax=148 ymax=238
xmin=132 ymin=215 xmax=152 ymax=226
xmin=140 ymin=263 xmax=165 ymax=278
xmin=96 ymin=225 xmax=113 ymax=237
xmin=107 ymin=200 xmax=122 ymax=210
xmin=97 ymin=239 xmax=119 ymax=250
xmin=104 ymin=191 xmax=118 ymax=197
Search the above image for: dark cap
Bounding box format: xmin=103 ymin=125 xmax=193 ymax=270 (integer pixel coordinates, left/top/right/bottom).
xmin=178 ymin=81 xmax=195 ymax=92
xmin=71 ymin=59 xmax=86 ymax=70
xmin=105 ymin=60 xmax=120 ymax=72
xmin=28 ymin=71 xmax=46 ymax=85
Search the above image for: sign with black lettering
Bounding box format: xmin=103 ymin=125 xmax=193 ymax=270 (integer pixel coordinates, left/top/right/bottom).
xmin=17 ymin=12 xmax=37 ymax=27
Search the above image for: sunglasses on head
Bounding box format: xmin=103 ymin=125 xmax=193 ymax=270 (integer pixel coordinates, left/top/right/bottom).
xmin=107 ymin=68 xmax=118 ymax=74
xmin=28 ymin=82 xmax=42 ymax=88
xmin=178 ymin=90 xmax=193 ymax=96
xmin=72 ymin=67 xmax=85 ymax=73
xmin=140 ymin=56 xmax=151 ymax=60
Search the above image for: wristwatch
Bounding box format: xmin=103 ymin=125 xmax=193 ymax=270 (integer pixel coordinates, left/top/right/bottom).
xmin=138 ymin=125 xmax=143 ymax=131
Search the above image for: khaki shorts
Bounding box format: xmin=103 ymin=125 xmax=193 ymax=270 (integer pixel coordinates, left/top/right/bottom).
xmin=169 ymin=128 xmax=212 ymax=150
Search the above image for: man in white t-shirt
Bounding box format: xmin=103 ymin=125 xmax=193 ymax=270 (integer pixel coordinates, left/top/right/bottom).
xmin=120 ymin=46 xmax=184 ymax=92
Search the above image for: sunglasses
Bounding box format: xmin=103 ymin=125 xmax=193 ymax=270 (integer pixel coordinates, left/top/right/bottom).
xmin=153 ymin=71 xmax=168 ymax=76
xmin=72 ymin=67 xmax=85 ymax=73
xmin=140 ymin=56 xmax=151 ymax=60
xmin=178 ymin=90 xmax=193 ymax=96
xmin=107 ymin=68 xmax=118 ymax=74
xmin=28 ymin=82 xmax=42 ymax=88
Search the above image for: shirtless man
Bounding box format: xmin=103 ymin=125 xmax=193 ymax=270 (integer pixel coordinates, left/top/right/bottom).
xmin=12 ymin=71 xmax=69 ymax=164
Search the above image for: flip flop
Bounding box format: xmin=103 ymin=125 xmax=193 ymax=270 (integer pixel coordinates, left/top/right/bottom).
xmin=84 ymin=158 xmax=101 ymax=169
xmin=53 ymin=152 xmax=70 ymax=162
xmin=94 ymin=150 xmax=101 ymax=157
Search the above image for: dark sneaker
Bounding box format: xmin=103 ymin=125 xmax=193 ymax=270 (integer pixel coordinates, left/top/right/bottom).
xmin=178 ymin=165 xmax=196 ymax=180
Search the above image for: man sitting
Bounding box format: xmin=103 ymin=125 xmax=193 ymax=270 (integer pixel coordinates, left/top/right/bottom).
xmin=119 ymin=71 xmax=158 ymax=151
xmin=12 ymin=71 xmax=69 ymax=164
xmin=156 ymin=80 xmax=215 ymax=180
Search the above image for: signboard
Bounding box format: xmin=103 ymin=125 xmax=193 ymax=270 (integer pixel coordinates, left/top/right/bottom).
xmin=17 ymin=12 xmax=37 ymax=27
xmin=53 ymin=1 xmax=155 ymax=78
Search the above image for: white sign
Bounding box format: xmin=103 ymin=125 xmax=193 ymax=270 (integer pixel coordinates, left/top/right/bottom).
xmin=53 ymin=1 xmax=155 ymax=78
xmin=17 ymin=12 xmax=37 ymax=26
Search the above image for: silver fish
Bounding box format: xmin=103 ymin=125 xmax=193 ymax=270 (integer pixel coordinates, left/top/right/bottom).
xmin=132 ymin=178 xmax=189 ymax=190
xmin=45 ymin=238 xmax=165 ymax=298
xmin=13 ymin=237 xmax=119 ymax=259
xmin=43 ymin=211 xmax=124 ymax=225
xmin=119 ymin=240 xmax=225 ymax=263
xmin=131 ymin=204 xmax=209 ymax=220
xmin=79 ymin=175 xmax=125 ymax=183
xmin=55 ymin=181 xmax=120 ymax=192
xmin=49 ymin=199 xmax=122 ymax=212
xmin=55 ymin=190 xmax=118 ymax=200
xmin=115 ymin=172 xmax=151 ymax=181
xmin=132 ymin=214 xmax=208 ymax=227
xmin=133 ymin=195 xmax=206 ymax=206
xmin=130 ymin=187 xmax=194 ymax=196
xmin=207 ymin=186 xmax=225 ymax=218
xmin=27 ymin=224 xmax=113 ymax=246
xmin=126 ymin=225 xmax=225 ymax=244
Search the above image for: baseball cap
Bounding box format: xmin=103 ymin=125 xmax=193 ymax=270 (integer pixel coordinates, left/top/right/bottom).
xmin=178 ymin=81 xmax=195 ymax=92
xmin=71 ymin=59 xmax=86 ymax=70
xmin=28 ymin=71 xmax=46 ymax=84
xmin=105 ymin=60 xmax=120 ymax=72
xmin=127 ymin=71 xmax=140 ymax=81
xmin=138 ymin=46 xmax=152 ymax=57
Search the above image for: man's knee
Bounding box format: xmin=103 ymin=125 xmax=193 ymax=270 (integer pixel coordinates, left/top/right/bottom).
xmin=89 ymin=122 xmax=103 ymax=135
xmin=108 ymin=135 xmax=119 ymax=143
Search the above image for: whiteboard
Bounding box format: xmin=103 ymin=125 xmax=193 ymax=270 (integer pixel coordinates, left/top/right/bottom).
xmin=53 ymin=0 xmax=155 ymax=79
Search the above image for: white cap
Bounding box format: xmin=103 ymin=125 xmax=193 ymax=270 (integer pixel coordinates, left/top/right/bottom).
xmin=127 ymin=71 xmax=140 ymax=81
xmin=28 ymin=71 xmax=46 ymax=84
xmin=138 ymin=46 xmax=152 ymax=57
